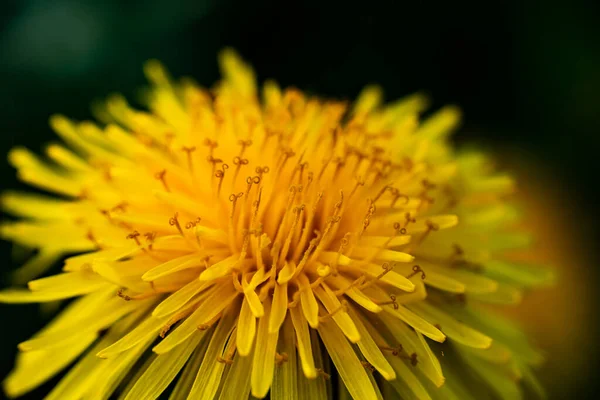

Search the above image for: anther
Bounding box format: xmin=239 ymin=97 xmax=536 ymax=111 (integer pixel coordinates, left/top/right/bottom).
xmin=406 ymin=265 xmax=426 ymax=280
xmin=154 ymin=169 xmax=170 ymax=192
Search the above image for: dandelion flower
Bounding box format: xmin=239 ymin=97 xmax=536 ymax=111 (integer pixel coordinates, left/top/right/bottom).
xmin=0 ymin=50 xmax=553 ymax=399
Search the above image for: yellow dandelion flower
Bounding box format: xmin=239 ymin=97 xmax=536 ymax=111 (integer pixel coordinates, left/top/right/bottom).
xmin=0 ymin=50 xmax=552 ymax=399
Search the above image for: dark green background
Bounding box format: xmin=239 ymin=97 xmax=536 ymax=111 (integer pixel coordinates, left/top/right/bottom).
xmin=1 ymin=0 xmax=599 ymax=398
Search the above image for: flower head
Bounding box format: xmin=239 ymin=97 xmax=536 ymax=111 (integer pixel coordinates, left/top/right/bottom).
xmin=0 ymin=50 xmax=552 ymax=399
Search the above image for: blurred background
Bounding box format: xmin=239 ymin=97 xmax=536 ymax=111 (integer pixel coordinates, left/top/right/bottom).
xmin=0 ymin=0 xmax=599 ymax=398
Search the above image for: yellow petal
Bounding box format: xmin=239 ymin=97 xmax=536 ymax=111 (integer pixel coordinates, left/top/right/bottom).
xmin=384 ymin=305 xmax=446 ymax=343
xmin=408 ymin=302 xmax=492 ymax=349
xmin=271 ymin=316 xmax=299 ymax=400
xmin=297 ymin=273 xmax=319 ymax=328
xmin=188 ymin=310 xmax=237 ymax=400
xmin=142 ymin=253 xmax=207 ymax=281
xmin=152 ymin=280 xmax=210 ymax=318
xmin=347 ymin=305 xmax=395 ymax=380
xmin=269 ymin=282 xmax=288 ymax=333
xmin=314 ymin=284 xmax=360 ymax=343
xmin=289 ymin=305 xmax=317 ymax=379
xmin=152 ymin=284 xmax=237 ymax=354
xmin=317 ymin=316 xmax=379 ymax=400
xmin=123 ymin=330 xmax=204 ymax=400
xmin=3 ymin=333 xmax=97 ymax=398
xmin=237 ymin=298 xmax=256 ymax=356
xmin=251 ymin=300 xmax=279 ymax=398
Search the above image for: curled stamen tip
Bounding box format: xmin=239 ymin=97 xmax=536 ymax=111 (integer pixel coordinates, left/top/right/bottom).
xmin=117 ymin=288 xmax=132 ymax=301
xmin=316 ymin=369 xmax=331 ymax=380
xmin=216 ymin=356 xmax=234 ymax=365
xmin=275 ymin=352 xmax=289 ymax=365
xmin=126 ymin=230 xmax=140 ymax=239
xmin=410 ymin=353 xmax=418 ymax=366
xmin=361 ymin=361 xmax=375 ymax=372
xmin=426 ymin=220 xmax=440 ymax=231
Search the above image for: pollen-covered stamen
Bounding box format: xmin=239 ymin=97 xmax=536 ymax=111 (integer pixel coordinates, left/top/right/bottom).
xmin=331 ymin=232 xmax=351 ymax=274
xmin=359 ymin=200 xmax=377 ymax=238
